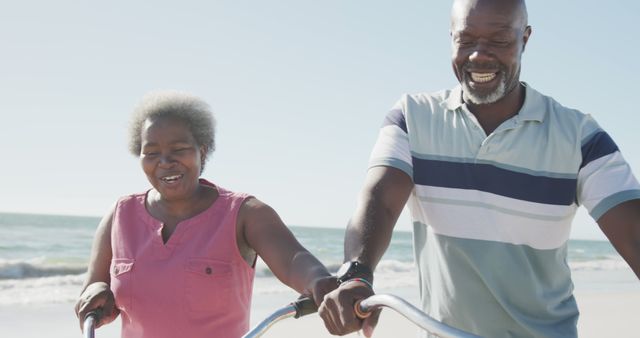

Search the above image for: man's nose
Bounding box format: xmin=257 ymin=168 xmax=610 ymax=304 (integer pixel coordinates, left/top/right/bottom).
xmin=468 ymin=43 xmax=495 ymax=63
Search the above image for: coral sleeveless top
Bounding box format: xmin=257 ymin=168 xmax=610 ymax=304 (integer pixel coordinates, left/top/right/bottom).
xmin=110 ymin=180 xmax=255 ymax=338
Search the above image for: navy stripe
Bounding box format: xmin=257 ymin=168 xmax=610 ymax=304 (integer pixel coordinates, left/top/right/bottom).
xmin=412 ymin=158 xmax=577 ymax=205
xmin=382 ymin=108 xmax=407 ymax=133
xmin=580 ymin=131 xmax=618 ymax=168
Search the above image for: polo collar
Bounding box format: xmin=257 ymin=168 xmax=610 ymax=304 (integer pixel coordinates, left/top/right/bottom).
xmin=441 ymin=82 xmax=545 ymax=123
xmin=442 ymin=85 xmax=464 ymax=110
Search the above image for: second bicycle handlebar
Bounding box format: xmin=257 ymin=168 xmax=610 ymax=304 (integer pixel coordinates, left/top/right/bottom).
xmin=355 ymin=294 xmax=482 ymax=338
xmin=243 ymin=293 xmax=482 ymax=338
xmin=242 ymin=297 xmax=317 ymax=338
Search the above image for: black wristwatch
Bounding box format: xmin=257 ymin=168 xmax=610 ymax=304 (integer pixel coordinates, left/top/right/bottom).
xmin=336 ymin=261 xmax=373 ymax=284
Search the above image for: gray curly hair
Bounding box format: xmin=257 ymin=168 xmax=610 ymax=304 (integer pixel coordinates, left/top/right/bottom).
xmin=128 ymin=90 xmax=216 ymax=166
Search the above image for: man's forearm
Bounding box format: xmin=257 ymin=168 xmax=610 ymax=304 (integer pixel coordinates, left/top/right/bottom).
xmin=344 ymin=167 xmax=413 ymax=271
xmin=597 ymin=199 xmax=640 ymax=279
xmin=344 ymin=206 xmax=397 ymax=271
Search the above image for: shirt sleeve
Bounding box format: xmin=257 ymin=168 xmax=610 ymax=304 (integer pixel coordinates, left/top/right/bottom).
xmin=368 ymin=96 xmax=414 ymax=180
xmin=577 ymin=116 xmax=640 ymax=220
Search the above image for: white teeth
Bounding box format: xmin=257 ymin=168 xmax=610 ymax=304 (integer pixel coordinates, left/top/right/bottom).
xmin=470 ymin=72 xmax=497 ymax=83
xmin=161 ymin=174 xmax=182 ymax=182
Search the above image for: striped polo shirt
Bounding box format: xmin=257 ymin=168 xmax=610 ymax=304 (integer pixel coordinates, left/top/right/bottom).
xmin=369 ymin=83 xmax=640 ymax=338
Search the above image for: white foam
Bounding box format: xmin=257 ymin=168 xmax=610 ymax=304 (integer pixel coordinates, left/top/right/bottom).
xmin=0 ymin=273 xmax=85 ymax=305
xmin=0 ymin=256 xmax=631 ymax=306
xmin=569 ymin=258 xmax=629 ymax=271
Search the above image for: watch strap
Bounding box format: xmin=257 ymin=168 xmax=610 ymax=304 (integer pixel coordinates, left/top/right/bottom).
xmin=336 ymin=261 xmax=373 ymax=284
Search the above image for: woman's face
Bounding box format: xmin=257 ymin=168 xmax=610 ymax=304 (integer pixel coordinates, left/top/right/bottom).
xmin=139 ymin=116 xmax=205 ymax=201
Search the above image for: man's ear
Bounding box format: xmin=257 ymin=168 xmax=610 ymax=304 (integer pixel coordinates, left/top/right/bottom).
xmin=522 ymin=25 xmax=532 ymax=52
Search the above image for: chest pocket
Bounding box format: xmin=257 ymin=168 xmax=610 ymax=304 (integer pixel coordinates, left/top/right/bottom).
xmin=184 ymin=259 xmax=233 ymax=313
xmin=110 ymin=258 xmax=135 ymax=311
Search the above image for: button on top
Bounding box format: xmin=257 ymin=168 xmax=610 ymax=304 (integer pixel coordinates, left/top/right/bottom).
xmin=205 ymin=267 xmax=212 ymax=275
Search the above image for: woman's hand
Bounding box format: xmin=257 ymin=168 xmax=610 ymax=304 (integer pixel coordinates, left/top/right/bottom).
xmin=74 ymin=282 xmax=119 ymax=331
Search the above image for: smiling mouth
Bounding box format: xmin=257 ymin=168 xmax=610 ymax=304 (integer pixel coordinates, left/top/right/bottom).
xmin=160 ymin=174 xmax=184 ymax=183
xmin=470 ymin=72 xmax=497 ymax=83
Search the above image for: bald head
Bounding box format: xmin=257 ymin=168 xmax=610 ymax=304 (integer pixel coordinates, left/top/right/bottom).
xmin=449 ymin=0 xmax=532 ymax=106
xmin=451 ymin=0 xmax=528 ymax=32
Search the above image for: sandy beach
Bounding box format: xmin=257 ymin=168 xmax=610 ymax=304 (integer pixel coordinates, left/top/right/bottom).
xmin=255 ymin=290 xmax=640 ymax=337
xmin=1 ymin=281 xmax=638 ymax=338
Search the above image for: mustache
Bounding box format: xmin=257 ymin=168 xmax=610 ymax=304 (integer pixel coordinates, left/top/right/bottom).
xmin=463 ymin=62 xmax=504 ymax=71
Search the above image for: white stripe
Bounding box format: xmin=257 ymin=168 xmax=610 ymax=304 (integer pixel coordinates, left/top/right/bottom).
xmin=408 ymin=186 xmax=575 ymax=249
xmin=369 ymin=125 xmax=412 ymax=166
xmin=578 ymin=151 xmax=640 ymax=213
xmin=415 ymin=186 xmax=576 ymax=220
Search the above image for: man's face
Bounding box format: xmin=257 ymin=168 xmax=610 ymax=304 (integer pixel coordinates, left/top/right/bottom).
xmin=450 ymin=1 xmax=531 ymax=105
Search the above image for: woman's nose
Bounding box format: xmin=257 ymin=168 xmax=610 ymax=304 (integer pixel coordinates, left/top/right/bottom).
xmin=158 ymin=153 xmax=175 ymax=167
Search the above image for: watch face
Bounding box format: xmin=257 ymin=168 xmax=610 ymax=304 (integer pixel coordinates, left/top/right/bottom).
xmin=337 ymin=262 xmax=352 ymax=278
xmin=337 ymin=261 xmax=373 ymax=284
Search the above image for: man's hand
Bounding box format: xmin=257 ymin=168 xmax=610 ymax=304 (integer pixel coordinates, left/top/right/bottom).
xmin=307 ymin=275 xmax=339 ymax=308
xmin=318 ymin=281 xmax=380 ymax=337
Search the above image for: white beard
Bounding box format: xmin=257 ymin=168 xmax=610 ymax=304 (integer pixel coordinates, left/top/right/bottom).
xmin=462 ymin=76 xmax=506 ymax=105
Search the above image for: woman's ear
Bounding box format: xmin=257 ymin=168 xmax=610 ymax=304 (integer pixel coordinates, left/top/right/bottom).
xmin=200 ymin=146 xmax=208 ymax=168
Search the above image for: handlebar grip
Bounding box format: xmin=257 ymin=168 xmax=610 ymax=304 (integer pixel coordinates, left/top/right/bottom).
xmin=292 ymin=297 xmax=318 ymax=318
xmin=354 ymin=299 xmax=371 ymax=319
xmin=83 ymin=309 xmax=102 ymax=338
xmin=84 ymin=309 xmax=101 ymax=321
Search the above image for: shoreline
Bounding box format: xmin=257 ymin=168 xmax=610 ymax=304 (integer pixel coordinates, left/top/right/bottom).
xmin=1 ymin=291 xmax=638 ymax=338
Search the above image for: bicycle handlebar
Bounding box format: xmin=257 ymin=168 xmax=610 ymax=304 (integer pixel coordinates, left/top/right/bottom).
xmin=292 ymin=296 xmax=318 ymax=318
xmin=244 ymin=293 xmax=482 ymax=338
xmin=241 ymin=297 xmax=317 ymax=338
xmin=354 ymin=294 xmax=482 ymax=338
xmin=80 ymin=298 xmax=316 ymax=338
xmin=83 ymin=310 xmax=100 ymax=338
xmin=84 ymin=294 xmax=482 ymax=338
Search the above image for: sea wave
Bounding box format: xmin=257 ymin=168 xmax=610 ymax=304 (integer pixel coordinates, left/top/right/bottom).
xmin=0 ymin=256 xmax=632 ymax=306
xmin=254 ymin=259 xmax=419 ymax=279
xmin=0 ymin=258 xmax=86 ymax=280
xmin=1 ymin=253 xmax=629 ymax=283
xmin=568 ymin=258 xmax=629 ymax=271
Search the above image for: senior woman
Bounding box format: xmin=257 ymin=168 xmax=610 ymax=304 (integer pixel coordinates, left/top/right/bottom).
xmin=75 ymin=91 xmax=336 ymax=338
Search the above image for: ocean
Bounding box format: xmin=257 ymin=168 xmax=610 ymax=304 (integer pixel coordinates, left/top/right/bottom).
xmin=0 ymin=212 xmax=636 ymax=306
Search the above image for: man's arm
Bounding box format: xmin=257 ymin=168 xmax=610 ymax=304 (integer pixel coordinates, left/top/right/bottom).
xmin=319 ymin=166 xmax=413 ymax=336
xmin=597 ymin=199 xmax=640 ymax=279
xmin=345 ymin=166 xmax=414 ymax=270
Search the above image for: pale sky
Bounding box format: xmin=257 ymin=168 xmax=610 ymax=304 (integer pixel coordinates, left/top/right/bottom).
xmin=1 ymin=1 xmax=638 ymax=240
